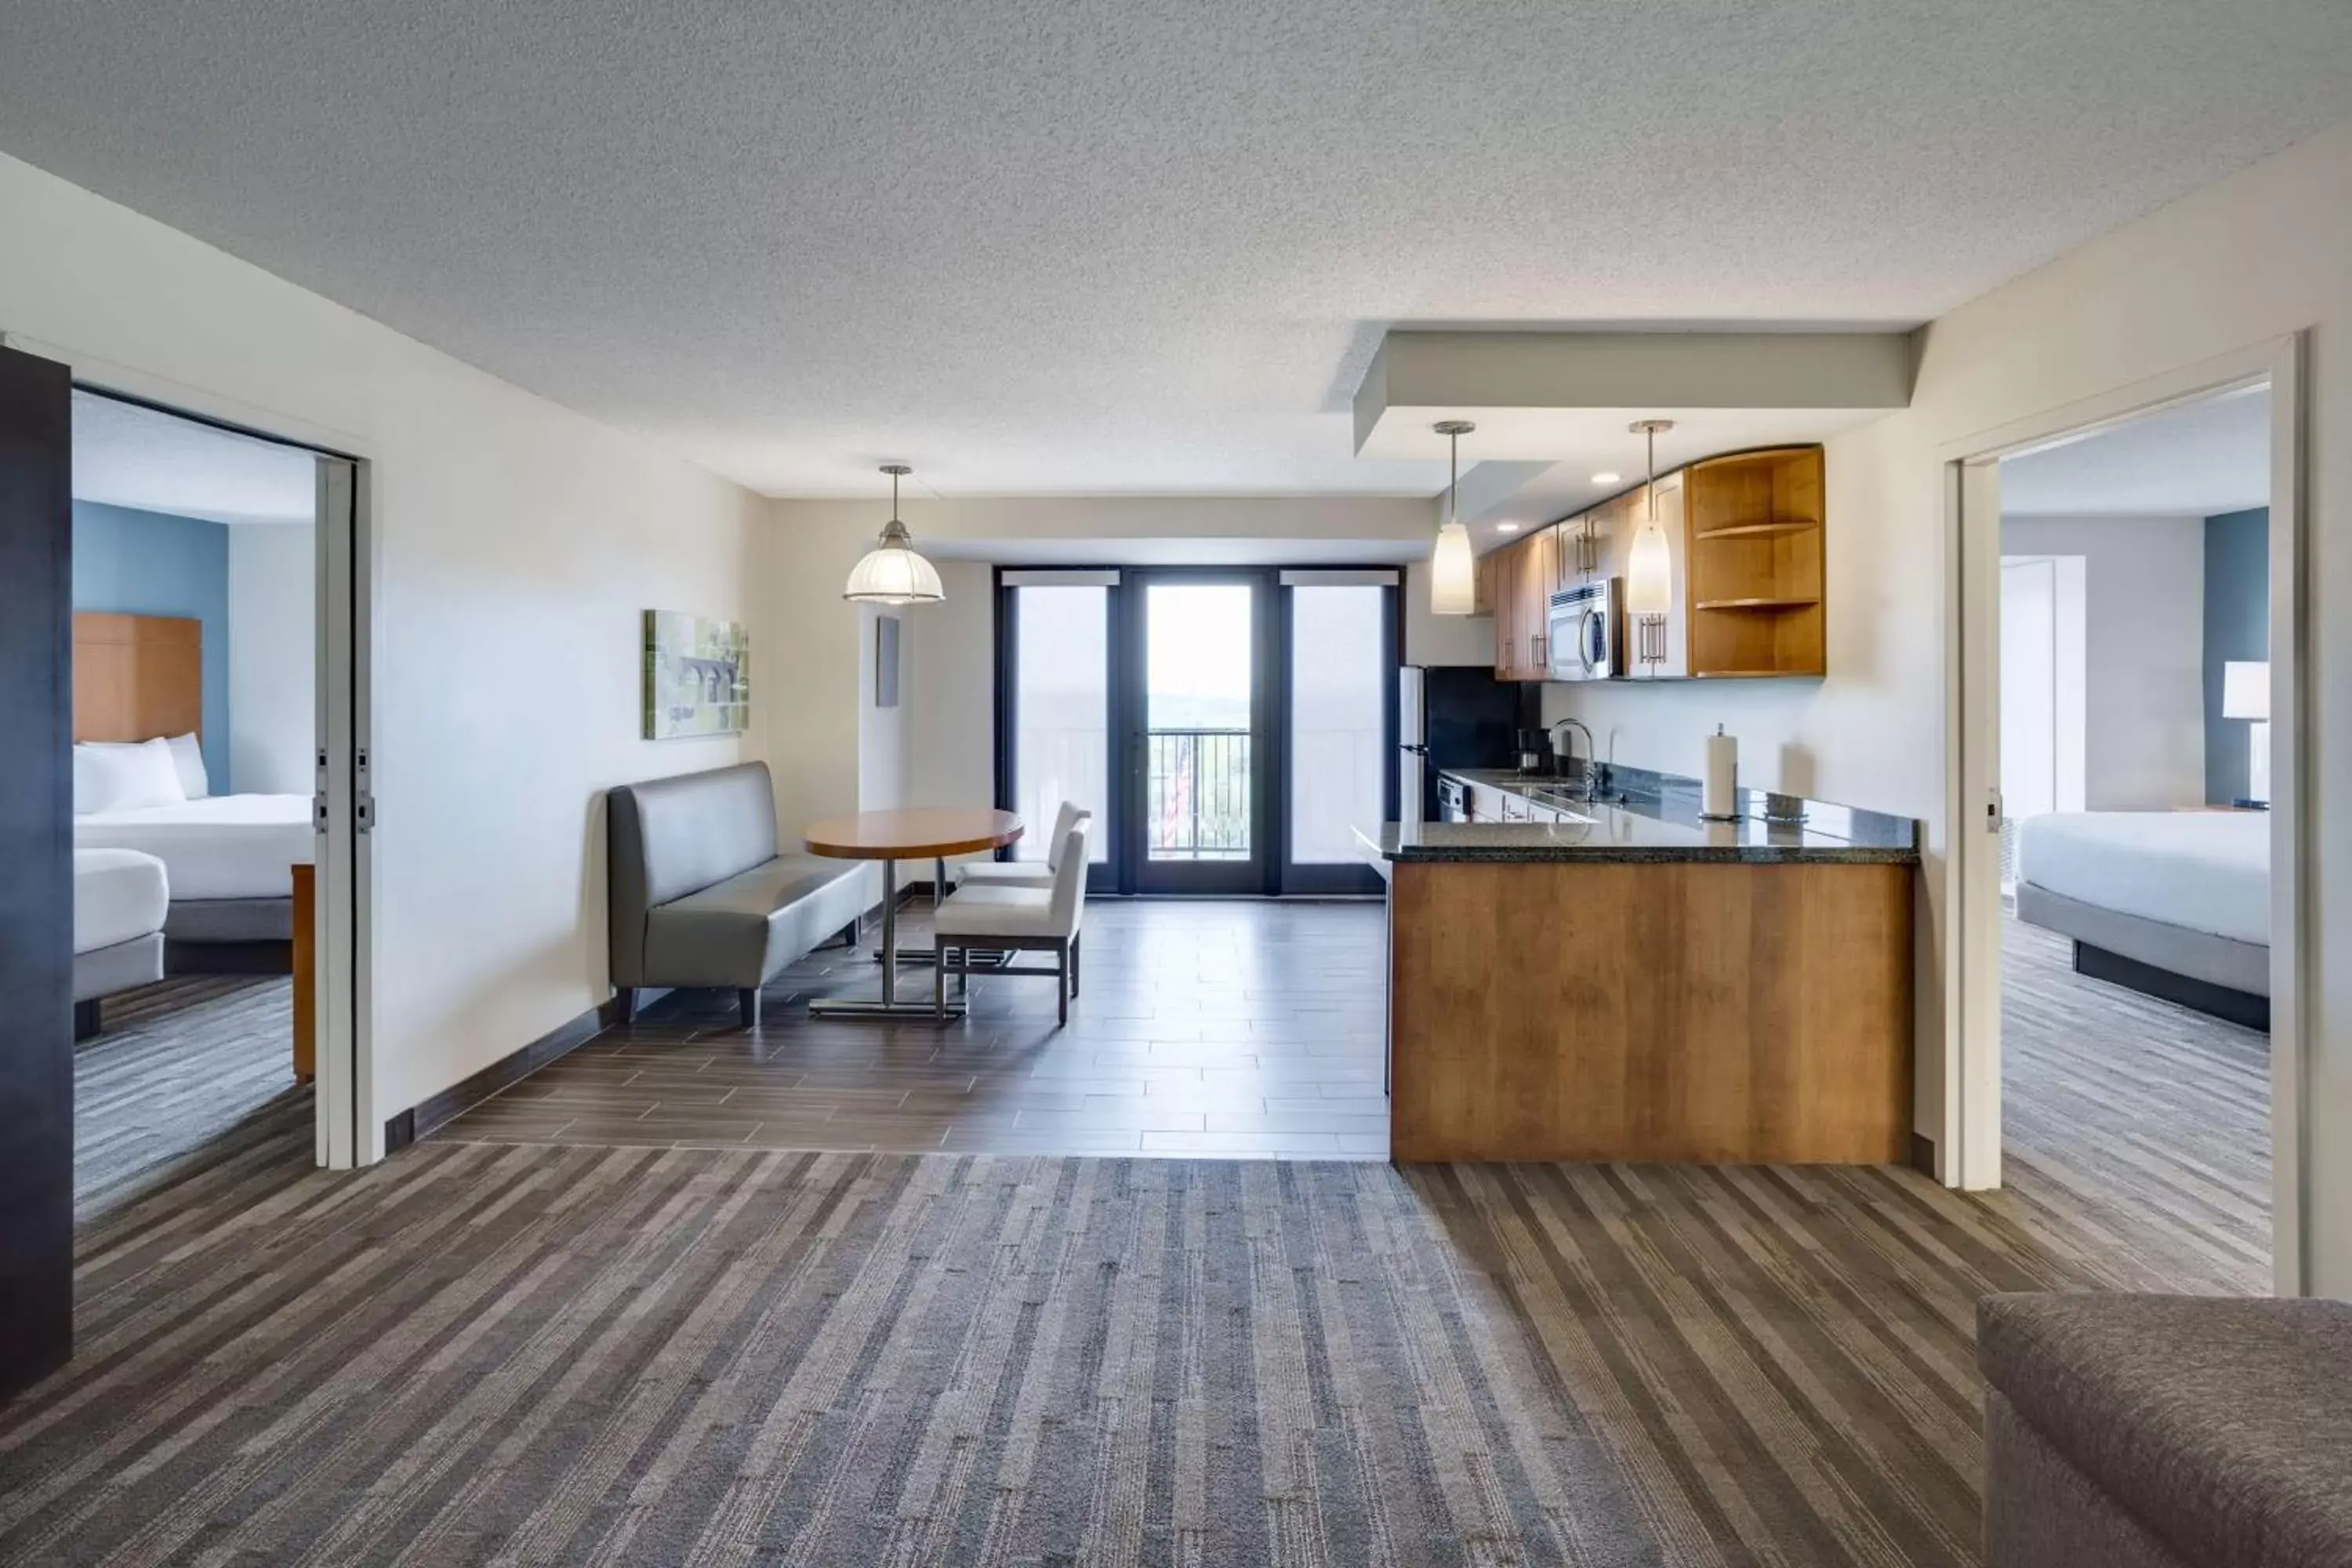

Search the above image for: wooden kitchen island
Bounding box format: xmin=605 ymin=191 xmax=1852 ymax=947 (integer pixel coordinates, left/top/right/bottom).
xmin=1381 ymin=771 xmax=1918 ymax=1164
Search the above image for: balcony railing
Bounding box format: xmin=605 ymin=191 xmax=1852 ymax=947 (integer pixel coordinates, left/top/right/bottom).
xmin=1148 ymin=728 xmax=1250 ymax=859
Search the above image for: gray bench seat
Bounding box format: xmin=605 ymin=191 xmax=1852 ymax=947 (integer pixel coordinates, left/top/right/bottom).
xmin=608 ymin=762 xmax=867 ymax=1028
xmin=1980 ymin=1292 xmax=2352 ymax=1568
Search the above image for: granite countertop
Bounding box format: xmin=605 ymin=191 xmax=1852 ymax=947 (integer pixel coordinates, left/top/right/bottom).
xmin=1374 ymin=767 xmax=1921 ymax=865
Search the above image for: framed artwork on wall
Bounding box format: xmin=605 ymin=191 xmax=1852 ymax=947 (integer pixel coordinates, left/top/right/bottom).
xmin=875 ymin=613 xmax=900 ymax=709
xmin=642 ymin=609 xmax=750 ymax=739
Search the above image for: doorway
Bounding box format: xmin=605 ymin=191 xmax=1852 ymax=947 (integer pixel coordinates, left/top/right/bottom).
xmin=1947 ymin=342 xmax=2303 ymax=1294
xmin=1126 ymin=572 xmax=1272 ymax=894
xmin=0 ymin=344 xmax=374 ymax=1394
xmin=995 ymin=566 xmax=1396 ymax=896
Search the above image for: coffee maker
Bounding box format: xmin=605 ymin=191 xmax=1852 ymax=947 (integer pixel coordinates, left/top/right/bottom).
xmin=1514 ymin=728 xmax=1554 ymax=776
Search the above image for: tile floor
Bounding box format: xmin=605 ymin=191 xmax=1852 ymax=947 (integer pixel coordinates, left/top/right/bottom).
xmin=433 ymin=898 xmax=1390 ymax=1159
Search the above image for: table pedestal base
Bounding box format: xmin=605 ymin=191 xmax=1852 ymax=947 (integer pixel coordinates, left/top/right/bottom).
xmin=811 ymin=856 xmax=982 ymax=1022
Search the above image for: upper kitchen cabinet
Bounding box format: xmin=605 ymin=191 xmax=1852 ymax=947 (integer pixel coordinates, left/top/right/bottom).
xmin=1484 ymin=443 xmax=1824 ymax=682
xmin=1684 ymin=446 xmax=1825 ymax=677
xmin=1486 ymin=526 xmax=1558 ymax=681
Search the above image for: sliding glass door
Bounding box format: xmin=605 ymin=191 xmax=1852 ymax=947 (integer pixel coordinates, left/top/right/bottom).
xmin=996 ymin=565 xmax=1396 ymax=895
xmin=1280 ymin=572 xmax=1396 ymax=895
xmin=999 ymin=572 xmax=1116 ymax=887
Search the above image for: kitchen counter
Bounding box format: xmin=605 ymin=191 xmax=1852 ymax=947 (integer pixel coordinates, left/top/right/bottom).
xmin=1379 ymin=764 xmax=1915 ymax=1166
xmin=1379 ymin=768 xmax=1919 ymax=864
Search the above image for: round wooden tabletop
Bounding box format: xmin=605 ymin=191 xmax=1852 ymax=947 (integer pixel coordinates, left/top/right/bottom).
xmin=803 ymin=807 xmax=1025 ymax=861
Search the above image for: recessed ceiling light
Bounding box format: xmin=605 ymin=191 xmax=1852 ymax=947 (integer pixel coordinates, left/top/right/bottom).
xmin=1591 ymin=471 xmax=1622 ymax=485
xmin=1495 ymin=521 xmax=1521 ymax=533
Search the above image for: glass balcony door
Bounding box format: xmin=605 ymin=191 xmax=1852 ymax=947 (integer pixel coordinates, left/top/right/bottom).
xmin=1123 ymin=572 xmax=1274 ymax=895
xmin=999 ymin=572 xmax=1116 ymax=890
xmin=1279 ymin=574 xmax=1396 ymax=895
xmin=996 ymin=565 xmax=1396 ymax=898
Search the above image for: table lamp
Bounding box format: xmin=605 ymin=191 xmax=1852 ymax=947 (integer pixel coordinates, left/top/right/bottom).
xmin=2223 ymin=660 xmax=2270 ymax=807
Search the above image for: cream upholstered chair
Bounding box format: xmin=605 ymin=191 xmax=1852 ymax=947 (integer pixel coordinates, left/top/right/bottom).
xmin=956 ymin=800 xmax=1088 ymax=890
xmin=934 ymin=819 xmax=1089 ymax=1024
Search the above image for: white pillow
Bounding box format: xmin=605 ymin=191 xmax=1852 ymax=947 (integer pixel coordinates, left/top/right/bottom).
xmin=74 ymin=738 xmax=187 ymax=815
xmin=164 ymin=732 xmax=209 ymax=800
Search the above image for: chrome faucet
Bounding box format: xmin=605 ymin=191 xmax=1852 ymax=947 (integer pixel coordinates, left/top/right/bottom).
xmin=1548 ymin=718 xmax=1596 ymax=800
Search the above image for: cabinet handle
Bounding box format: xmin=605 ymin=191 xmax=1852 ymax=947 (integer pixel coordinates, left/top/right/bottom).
xmin=1533 ymin=633 xmax=1546 ymax=669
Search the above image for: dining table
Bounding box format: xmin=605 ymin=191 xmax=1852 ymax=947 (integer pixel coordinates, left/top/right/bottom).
xmin=803 ymin=806 xmax=1024 ymax=1019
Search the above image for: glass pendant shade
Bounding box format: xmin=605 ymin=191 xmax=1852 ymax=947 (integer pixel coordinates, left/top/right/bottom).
xmin=843 ymin=464 xmax=944 ymax=604
xmin=843 ymin=521 xmax=944 ymax=604
xmin=1428 ymin=419 xmax=1478 ymax=617
xmin=1430 ymin=521 xmax=1476 ymax=615
xmin=1626 ymin=519 xmax=1672 ymax=615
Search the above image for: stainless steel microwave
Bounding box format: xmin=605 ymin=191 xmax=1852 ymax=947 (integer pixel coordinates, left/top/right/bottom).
xmin=1548 ymin=579 xmax=1621 ymax=681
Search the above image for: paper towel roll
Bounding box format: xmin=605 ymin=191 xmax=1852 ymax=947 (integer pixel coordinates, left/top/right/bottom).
xmin=1702 ymin=728 xmax=1738 ymax=819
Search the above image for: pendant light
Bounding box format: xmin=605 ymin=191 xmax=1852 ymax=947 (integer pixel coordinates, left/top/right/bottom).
xmin=842 ymin=463 xmax=945 ymax=605
xmin=1429 ymin=419 xmax=1477 ymax=617
xmin=1626 ymin=419 xmax=1675 ymax=672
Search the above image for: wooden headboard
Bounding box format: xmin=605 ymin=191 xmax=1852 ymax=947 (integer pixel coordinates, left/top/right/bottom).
xmin=73 ymin=612 xmax=203 ymax=745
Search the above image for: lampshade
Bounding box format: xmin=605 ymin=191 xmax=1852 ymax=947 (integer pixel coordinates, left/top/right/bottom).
xmin=843 ymin=464 xmax=944 ymax=605
xmin=1430 ymin=522 xmax=1475 ymax=615
xmin=2223 ymin=660 xmax=2270 ymax=721
xmin=1428 ymin=419 xmax=1477 ymax=617
xmin=843 ymin=524 xmax=945 ymax=604
xmin=1626 ymin=519 xmax=1672 ymax=615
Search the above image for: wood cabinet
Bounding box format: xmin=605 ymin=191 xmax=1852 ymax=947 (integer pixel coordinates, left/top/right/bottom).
xmin=1486 ymin=527 xmax=1559 ymax=681
xmin=1388 ymin=857 xmax=1912 ymax=1163
xmin=1486 ymin=445 xmax=1824 ymax=682
xmin=1683 ymin=446 xmax=1824 ymax=677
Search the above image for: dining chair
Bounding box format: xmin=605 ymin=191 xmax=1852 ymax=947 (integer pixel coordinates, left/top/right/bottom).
xmin=934 ymin=819 xmax=1089 ymax=1024
xmin=956 ymin=800 xmax=1089 ymax=891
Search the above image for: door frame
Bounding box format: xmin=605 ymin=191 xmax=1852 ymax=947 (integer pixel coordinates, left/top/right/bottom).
xmin=1941 ymin=333 xmax=2307 ymax=1294
xmin=993 ymin=568 xmax=1122 ymax=894
xmin=1119 ymin=567 xmax=1279 ymax=895
xmin=1274 ymin=568 xmax=1399 ymax=896
xmin=994 ymin=562 xmax=1402 ymax=897
xmin=66 ymin=378 xmax=377 ymax=1172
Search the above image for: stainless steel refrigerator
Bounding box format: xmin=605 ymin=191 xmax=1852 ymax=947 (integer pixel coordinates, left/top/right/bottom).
xmin=1398 ymin=666 xmax=1530 ymax=824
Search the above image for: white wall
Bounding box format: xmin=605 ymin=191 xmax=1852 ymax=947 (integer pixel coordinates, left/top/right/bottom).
xmin=1404 ymin=557 xmax=1495 ymax=667
xmin=2001 ymin=515 xmax=2205 ymax=808
xmin=758 ymin=496 xmax=1436 ymax=836
xmin=225 ymin=521 xmax=315 ymax=794
xmin=1546 ymin=117 xmax=2352 ymax=1292
xmin=0 ymin=151 xmax=767 ymax=1128
xmin=906 ymin=561 xmax=996 ymax=811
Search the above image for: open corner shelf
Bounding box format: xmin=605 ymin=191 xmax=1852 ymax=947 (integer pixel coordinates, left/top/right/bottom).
xmin=1694 ymin=596 xmax=1820 ymax=612
xmin=1694 ymin=519 xmax=1820 ymax=540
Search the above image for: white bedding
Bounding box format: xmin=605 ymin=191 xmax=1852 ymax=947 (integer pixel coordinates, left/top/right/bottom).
xmin=2016 ymin=810 xmax=2269 ymax=947
xmin=74 ymin=848 xmax=169 ymax=954
xmin=74 ymin=793 xmax=314 ymax=902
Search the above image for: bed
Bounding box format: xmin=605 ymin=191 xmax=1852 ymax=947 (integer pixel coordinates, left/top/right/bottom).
xmin=74 ymin=793 xmax=314 ymax=942
xmin=73 ymin=848 xmax=169 ymax=1038
xmin=2014 ymin=809 xmax=2270 ymax=1029
xmin=71 ymin=610 xmax=312 ymax=962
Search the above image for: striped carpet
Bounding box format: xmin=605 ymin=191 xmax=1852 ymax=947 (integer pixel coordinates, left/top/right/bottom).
xmin=2 ymin=909 xmax=2267 ymax=1566
xmin=73 ymin=975 xmax=309 ymax=1221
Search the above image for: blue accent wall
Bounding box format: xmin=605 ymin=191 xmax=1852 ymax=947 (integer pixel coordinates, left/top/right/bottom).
xmin=71 ymin=501 xmax=231 ymax=792
xmin=2202 ymin=507 xmax=2268 ymax=805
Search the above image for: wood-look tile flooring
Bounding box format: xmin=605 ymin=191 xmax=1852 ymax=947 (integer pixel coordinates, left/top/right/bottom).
xmin=433 ymin=899 xmax=1390 ymax=1159
xmin=21 ymin=904 xmax=2268 ymax=1564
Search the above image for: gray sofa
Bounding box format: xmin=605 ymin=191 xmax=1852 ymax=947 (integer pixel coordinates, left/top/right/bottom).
xmin=607 ymin=761 xmax=867 ymax=1028
xmin=1979 ymin=1292 xmax=2352 ymax=1567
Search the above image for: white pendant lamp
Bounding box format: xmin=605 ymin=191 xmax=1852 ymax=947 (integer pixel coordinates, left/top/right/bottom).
xmin=1625 ymin=419 xmax=1674 ymax=672
xmin=842 ymin=463 xmax=945 ymax=605
xmin=1429 ymin=419 xmax=1477 ymax=617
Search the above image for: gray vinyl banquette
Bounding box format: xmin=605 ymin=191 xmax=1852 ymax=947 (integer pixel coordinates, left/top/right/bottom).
xmin=606 ymin=762 xmax=866 ymax=1028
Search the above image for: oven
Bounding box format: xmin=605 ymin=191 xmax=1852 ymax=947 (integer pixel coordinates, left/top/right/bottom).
xmin=1548 ymin=579 xmax=1621 ymax=681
